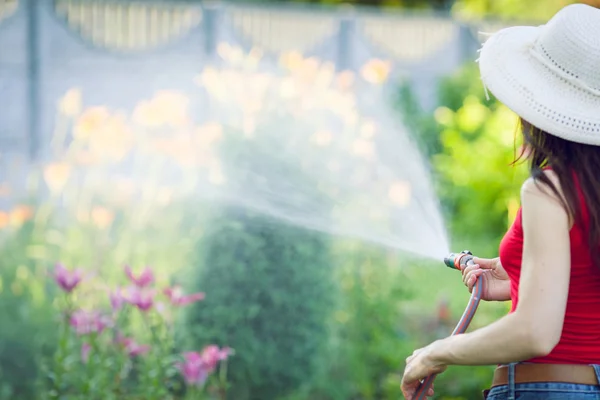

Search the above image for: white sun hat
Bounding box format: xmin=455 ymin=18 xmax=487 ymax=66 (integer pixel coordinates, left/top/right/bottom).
xmin=478 ymin=3 xmax=600 ymax=146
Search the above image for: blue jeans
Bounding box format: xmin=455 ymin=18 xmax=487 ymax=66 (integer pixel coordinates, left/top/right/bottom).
xmin=485 ymin=363 xmax=600 ymax=399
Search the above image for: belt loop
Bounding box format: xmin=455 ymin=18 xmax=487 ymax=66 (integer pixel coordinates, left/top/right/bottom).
xmin=507 ymin=362 xmax=517 ymax=400
xmin=591 ymin=364 xmax=600 ymax=385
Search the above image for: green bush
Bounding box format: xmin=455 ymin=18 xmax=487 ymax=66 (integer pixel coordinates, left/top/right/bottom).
xmin=186 ymin=207 xmax=336 ymax=400
xmin=0 ymin=222 xmax=57 ymax=399
xmin=331 ymin=243 xmax=413 ymax=400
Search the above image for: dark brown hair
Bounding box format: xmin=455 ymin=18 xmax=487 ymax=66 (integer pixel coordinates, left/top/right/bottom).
xmin=514 ymin=118 xmax=600 ymax=267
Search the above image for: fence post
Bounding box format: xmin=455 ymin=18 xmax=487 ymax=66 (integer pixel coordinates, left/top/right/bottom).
xmin=203 ymin=1 xmax=222 ymax=58
xmin=337 ymin=5 xmax=356 ymax=71
xmin=25 ymin=0 xmax=41 ymax=160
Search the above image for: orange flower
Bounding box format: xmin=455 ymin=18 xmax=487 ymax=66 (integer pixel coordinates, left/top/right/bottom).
xmin=43 ymin=162 xmax=71 ymax=194
xmin=9 ymin=205 xmax=34 ymax=226
xmin=132 ymin=100 xmax=163 ymax=128
xmin=279 ymin=51 xmax=305 ymax=72
xmin=0 ymin=211 xmax=9 ymax=229
xmin=360 ymin=59 xmax=392 ymax=85
xmin=132 ymin=91 xmax=189 ymax=128
xmin=89 ymin=114 xmax=133 ymax=162
xmin=153 ymin=90 xmax=190 ymax=126
xmin=388 ymin=181 xmax=411 ymax=207
xmin=73 ymin=107 xmax=110 ymax=140
xmin=91 ymin=206 xmax=114 ymax=229
xmin=58 ymin=88 xmax=82 ymax=117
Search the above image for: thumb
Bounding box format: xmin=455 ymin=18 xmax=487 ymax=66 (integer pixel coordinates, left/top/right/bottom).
xmin=472 ymin=257 xmax=496 ymax=270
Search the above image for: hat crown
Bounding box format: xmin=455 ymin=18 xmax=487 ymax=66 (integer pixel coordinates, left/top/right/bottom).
xmin=533 ymin=4 xmax=600 ymax=92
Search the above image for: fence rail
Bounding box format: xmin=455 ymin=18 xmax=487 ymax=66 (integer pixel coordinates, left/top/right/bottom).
xmin=0 ymin=0 xmax=511 ymax=161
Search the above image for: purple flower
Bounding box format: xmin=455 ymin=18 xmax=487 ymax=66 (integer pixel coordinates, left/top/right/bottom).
xmin=70 ymin=310 xmax=111 ymax=335
xmin=54 ymin=263 xmax=83 ymax=293
xmin=164 ymin=286 xmax=205 ymax=306
xmin=175 ymin=345 xmax=233 ymax=387
xmin=117 ymin=335 xmax=151 ymax=357
xmin=201 ymin=345 xmax=233 ymax=372
xmin=124 ymin=265 xmax=154 ymax=288
xmin=176 ymin=352 xmax=210 ymax=387
xmin=109 ymin=287 xmax=125 ymax=311
xmin=123 ymin=285 xmax=155 ymax=312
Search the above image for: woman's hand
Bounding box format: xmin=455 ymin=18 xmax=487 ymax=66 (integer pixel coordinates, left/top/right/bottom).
xmin=461 ymin=257 xmax=511 ymax=301
xmin=401 ymin=341 xmax=448 ymax=399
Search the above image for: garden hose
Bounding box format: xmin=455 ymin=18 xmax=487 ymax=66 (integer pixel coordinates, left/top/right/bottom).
xmin=412 ymin=250 xmax=484 ymax=400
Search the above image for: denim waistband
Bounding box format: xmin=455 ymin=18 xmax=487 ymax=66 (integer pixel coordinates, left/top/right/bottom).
xmin=494 ymin=362 xmax=600 ymax=400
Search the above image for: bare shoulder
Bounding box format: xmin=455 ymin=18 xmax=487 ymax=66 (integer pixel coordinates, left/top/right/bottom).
xmin=521 ymin=169 xmax=564 ymax=200
xmin=520 ymin=170 xmax=569 ymax=220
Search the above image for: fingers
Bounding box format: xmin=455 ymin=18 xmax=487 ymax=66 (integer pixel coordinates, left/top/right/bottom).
xmin=472 ymin=257 xmax=495 ymax=269
xmin=400 ymin=377 xmax=418 ymax=399
xmin=466 ymin=270 xmax=484 ymax=291
xmin=461 ymin=263 xmax=479 ymax=282
xmin=462 ymin=264 xmax=483 ymax=290
xmin=406 ymin=348 xmax=423 ymax=362
xmin=400 ymin=382 xmax=434 ymax=400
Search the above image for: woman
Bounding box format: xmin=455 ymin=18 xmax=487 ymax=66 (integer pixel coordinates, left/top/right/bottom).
xmin=401 ymin=3 xmax=600 ymax=400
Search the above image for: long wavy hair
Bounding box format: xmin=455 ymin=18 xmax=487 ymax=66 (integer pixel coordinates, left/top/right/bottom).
xmin=514 ymin=118 xmax=600 ymax=267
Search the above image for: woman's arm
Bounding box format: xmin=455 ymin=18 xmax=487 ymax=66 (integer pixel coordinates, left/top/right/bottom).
xmin=431 ymin=172 xmax=571 ymax=365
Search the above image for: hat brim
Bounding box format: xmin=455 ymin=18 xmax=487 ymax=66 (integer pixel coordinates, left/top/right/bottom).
xmin=479 ymin=25 xmax=600 ymax=145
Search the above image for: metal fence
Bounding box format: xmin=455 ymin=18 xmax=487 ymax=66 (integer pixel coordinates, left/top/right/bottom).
xmin=0 ymin=0 xmax=510 ymax=161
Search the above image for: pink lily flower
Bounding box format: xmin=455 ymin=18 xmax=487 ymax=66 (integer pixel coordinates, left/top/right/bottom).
xmin=117 ymin=335 xmax=151 ymax=357
xmin=109 ymin=287 xmax=125 ymax=311
xmin=176 ymin=352 xmax=210 ymax=387
xmin=123 ymin=285 xmax=155 ymax=312
xmin=163 ymin=286 xmax=205 ymax=306
xmin=124 ymin=265 xmax=154 ymax=288
xmin=70 ymin=310 xmax=112 ymax=335
xmin=201 ymin=345 xmax=233 ymax=372
xmin=175 ymin=345 xmax=233 ymax=387
xmin=54 ymin=263 xmax=83 ymax=293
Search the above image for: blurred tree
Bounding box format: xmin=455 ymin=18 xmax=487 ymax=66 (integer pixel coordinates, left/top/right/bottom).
xmin=396 ymin=62 xmax=529 ymax=256
xmin=185 ymin=125 xmax=336 ymax=400
xmin=451 ymin=0 xmax=598 ymax=21
xmin=230 ymin=0 xmax=456 ymax=11
xmin=236 ymin=0 xmax=599 ymax=17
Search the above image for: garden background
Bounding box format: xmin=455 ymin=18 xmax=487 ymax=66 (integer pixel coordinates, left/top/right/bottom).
xmin=0 ymin=0 xmax=598 ymax=399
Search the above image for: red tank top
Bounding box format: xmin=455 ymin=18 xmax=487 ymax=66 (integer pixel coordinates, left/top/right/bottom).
xmin=499 ymin=177 xmax=600 ymax=364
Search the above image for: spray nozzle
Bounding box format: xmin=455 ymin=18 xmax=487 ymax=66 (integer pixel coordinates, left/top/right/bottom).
xmin=443 ymin=250 xmax=473 ymax=271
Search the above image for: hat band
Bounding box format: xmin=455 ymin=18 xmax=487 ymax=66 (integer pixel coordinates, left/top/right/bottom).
xmin=529 ymin=46 xmax=600 ymax=97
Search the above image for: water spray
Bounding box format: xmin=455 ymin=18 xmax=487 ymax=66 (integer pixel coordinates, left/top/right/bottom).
xmin=412 ymin=250 xmax=484 ymax=400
